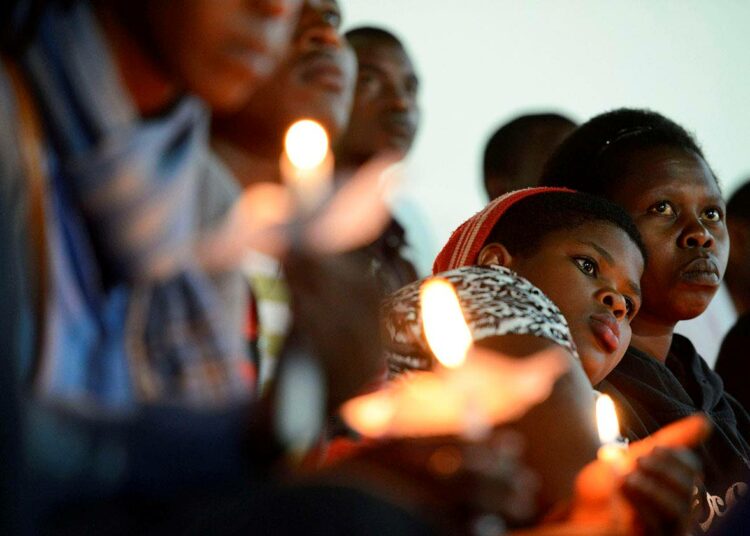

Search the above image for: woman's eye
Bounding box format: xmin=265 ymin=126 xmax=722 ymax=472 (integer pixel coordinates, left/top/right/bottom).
xmin=574 ymin=257 xmax=597 ymax=276
xmin=649 ymin=201 xmax=675 ymax=216
xmin=702 ymin=207 xmax=722 ymax=222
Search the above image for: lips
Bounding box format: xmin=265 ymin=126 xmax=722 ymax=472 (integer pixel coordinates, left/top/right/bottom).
xmin=680 ymin=256 xmax=720 ymax=286
xmin=299 ymin=52 xmax=347 ymax=92
xmin=589 ymin=314 xmax=620 ymax=354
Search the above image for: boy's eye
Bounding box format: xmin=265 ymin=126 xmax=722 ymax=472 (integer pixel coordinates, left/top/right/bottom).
xmin=624 ymin=297 xmax=636 ymax=317
xmin=649 ymin=201 xmax=675 ymax=216
xmin=321 ymin=8 xmax=341 ymax=28
xmin=574 ymin=257 xmax=598 ymax=277
xmin=357 ymin=72 xmax=382 ymax=93
xmin=702 ymin=207 xmax=722 ymax=222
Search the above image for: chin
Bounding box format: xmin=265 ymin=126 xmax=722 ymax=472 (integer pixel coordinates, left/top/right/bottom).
xmin=670 ymin=289 xmax=718 ymax=321
xmin=580 ymin=352 xmax=605 ymax=386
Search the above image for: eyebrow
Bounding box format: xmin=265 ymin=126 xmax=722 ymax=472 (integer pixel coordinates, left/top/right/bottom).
xmin=577 ymin=240 xmax=642 ymax=297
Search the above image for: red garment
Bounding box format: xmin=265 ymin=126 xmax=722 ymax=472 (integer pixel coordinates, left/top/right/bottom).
xmin=432 ymin=187 xmax=572 ymax=274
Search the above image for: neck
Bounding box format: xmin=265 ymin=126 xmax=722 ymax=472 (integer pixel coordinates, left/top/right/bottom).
xmin=628 ymin=313 xmax=675 ymax=362
xmin=213 ymin=138 xmax=281 ymax=188
xmin=95 ymin=5 xmax=179 ymax=116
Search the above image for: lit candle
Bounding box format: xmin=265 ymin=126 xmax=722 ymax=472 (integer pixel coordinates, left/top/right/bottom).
xmin=421 ymin=279 xmax=472 ymax=369
xmin=341 ymin=278 xmax=568 ymax=439
xmin=280 ymin=119 xmax=334 ymax=214
xmin=596 ymin=394 xmax=628 ymax=468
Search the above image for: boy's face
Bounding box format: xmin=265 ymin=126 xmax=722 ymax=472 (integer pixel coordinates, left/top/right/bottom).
xmin=608 ymin=147 xmax=729 ymax=326
xmin=507 ymin=222 xmax=644 ymax=385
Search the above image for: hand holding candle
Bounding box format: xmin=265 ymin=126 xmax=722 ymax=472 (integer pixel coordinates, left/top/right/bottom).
xmin=596 ymin=394 xmax=629 ymax=470
xmin=280 ymin=119 xmax=334 ymax=215
xmin=341 ymin=278 xmax=569 ymax=439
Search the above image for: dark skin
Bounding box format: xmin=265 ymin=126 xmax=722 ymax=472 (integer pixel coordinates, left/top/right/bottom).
xmin=485 ymin=120 xmax=576 ymax=200
xmin=606 ymin=146 xmax=729 ymax=361
xmin=480 ymin=223 xmax=643 ymax=385
xmin=478 ymin=222 xmax=701 ymax=534
xmin=213 ymin=0 xmax=357 ymax=174
xmin=97 ymin=0 xmax=303 ymax=116
xmin=336 ymin=38 xmax=420 ymax=171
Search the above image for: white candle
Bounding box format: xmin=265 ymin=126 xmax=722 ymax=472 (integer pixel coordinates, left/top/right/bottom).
xmin=341 ymin=278 xmax=568 ymax=439
xmin=280 ymin=119 xmax=334 ymax=215
xmin=596 ymin=394 xmax=628 ymax=467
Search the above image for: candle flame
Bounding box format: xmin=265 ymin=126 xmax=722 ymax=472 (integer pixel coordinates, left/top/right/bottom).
xmin=284 ymin=119 xmax=329 ymax=170
xmin=420 ymin=279 xmax=472 ymax=368
xmin=596 ymin=394 xmax=621 ymax=444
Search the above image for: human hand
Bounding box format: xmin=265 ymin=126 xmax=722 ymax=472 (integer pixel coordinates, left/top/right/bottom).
xmin=621 ymin=414 xmax=710 ymax=535
xmin=564 ymin=414 xmax=710 ymax=536
xmin=284 ymin=250 xmax=386 ymax=413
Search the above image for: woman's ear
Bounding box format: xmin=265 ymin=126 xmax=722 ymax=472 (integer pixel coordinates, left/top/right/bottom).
xmin=477 ymin=242 xmax=514 ymax=267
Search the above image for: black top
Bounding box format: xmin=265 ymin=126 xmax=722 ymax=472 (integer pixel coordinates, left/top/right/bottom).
xmin=597 ymin=334 xmax=750 ymax=534
xmin=715 ymin=312 xmax=750 ymax=414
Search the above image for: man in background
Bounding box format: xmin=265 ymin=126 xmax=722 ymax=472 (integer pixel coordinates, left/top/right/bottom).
xmin=483 ymin=112 xmax=576 ymax=200
xmin=336 ymin=26 xmax=423 ymax=293
xmin=213 ymin=0 xmax=357 ymax=390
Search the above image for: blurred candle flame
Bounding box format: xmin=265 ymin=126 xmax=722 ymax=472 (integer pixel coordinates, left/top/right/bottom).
xmin=284 ymin=119 xmax=329 ymax=170
xmin=420 ymin=279 xmax=472 ymax=369
xmin=596 ymin=394 xmax=620 ymax=444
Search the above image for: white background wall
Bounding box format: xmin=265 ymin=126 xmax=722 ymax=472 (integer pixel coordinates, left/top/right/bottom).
xmin=343 ymin=1 xmax=750 ymax=263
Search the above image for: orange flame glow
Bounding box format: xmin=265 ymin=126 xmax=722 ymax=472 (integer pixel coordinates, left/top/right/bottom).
xmin=596 ymin=394 xmax=620 ymax=444
xmin=420 ymin=279 xmax=472 ymax=368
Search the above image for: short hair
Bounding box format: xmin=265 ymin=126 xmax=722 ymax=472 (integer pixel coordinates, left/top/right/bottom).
xmin=727 ymin=179 xmax=750 ymax=222
xmin=344 ymin=26 xmax=405 ymax=51
xmin=484 ymin=191 xmax=647 ymax=264
xmin=483 ymin=113 xmax=576 ymax=184
xmin=540 ymin=108 xmax=713 ymax=195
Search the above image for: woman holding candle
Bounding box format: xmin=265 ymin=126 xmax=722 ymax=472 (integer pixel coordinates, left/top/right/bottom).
xmin=381 ymin=188 xmax=705 ymax=534
xmin=540 ymin=108 xmax=750 ymax=534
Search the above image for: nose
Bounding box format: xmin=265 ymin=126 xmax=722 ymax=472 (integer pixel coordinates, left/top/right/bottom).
xmin=298 ymin=8 xmax=343 ymax=50
xmin=254 ymin=0 xmax=302 ymax=17
xmin=597 ymin=288 xmax=627 ymax=320
xmin=678 ymin=217 xmax=714 ymax=249
xmin=383 ymin=83 xmax=413 ymax=112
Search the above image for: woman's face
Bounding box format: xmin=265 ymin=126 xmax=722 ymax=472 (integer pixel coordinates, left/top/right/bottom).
xmin=607 ymin=146 xmax=729 ymax=326
xmin=506 ymin=222 xmax=644 ymax=385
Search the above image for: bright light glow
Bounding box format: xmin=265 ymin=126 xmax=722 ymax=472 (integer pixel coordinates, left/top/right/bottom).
xmin=420 ymin=279 xmax=472 ymax=368
xmin=596 ymin=394 xmax=620 ymax=444
xmin=284 ymin=119 xmax=329 ymax=170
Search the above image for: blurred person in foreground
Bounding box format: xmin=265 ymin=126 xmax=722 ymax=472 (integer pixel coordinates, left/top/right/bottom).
xmin=715 ymin=179 xmax=750 ymax=412
xmin=482 ymin=113 xmax=576 ymax=201
xmin=0 ymin=0 xmax=302 ymax=529
xmin=212 ymin=0 xmax=357 ymax=391
xmin=335 ymin=26 xmax=427 ymax=291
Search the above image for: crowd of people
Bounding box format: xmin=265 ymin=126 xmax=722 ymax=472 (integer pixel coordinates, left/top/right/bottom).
xmin=2 ymin=1 xmax=749 ymax=535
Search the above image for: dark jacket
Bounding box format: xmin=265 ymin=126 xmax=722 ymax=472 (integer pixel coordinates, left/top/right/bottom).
xmin=597 ymin=334 xmax=750 ymax=534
